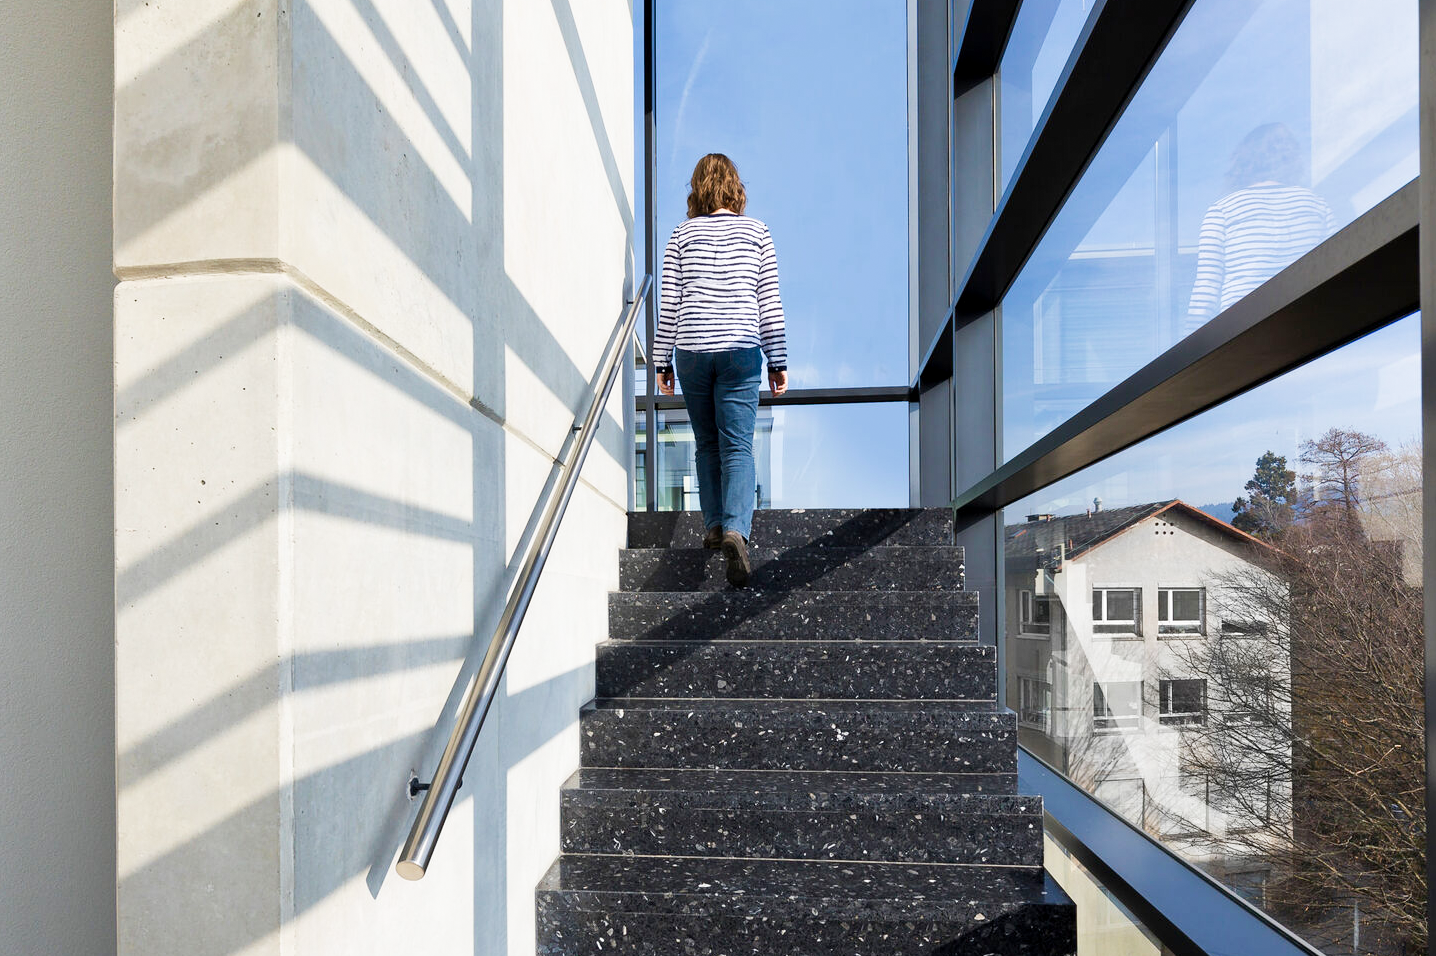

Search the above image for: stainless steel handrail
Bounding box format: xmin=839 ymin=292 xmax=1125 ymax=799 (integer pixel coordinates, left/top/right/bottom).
xmin=396 ymin=275 xmax=653 ymax=880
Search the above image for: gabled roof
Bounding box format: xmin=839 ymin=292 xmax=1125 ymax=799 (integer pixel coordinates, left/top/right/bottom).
xmin=1004 ymin=500 xmax=1273 ymax=570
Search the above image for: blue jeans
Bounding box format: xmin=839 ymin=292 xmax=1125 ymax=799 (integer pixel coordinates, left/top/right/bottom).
xmin=674 ymin=346 xmax=762 ymax=540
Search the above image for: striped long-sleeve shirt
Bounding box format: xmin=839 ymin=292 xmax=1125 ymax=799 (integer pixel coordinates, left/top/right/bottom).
xmin=1184 ymin=183 xmax=1335 ymax=334
xmin=653 ymin=212 xmax=788 ymax=372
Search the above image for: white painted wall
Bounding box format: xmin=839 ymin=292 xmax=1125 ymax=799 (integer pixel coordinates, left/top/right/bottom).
xmin=0 ymin=2 xmax=116 ymax=954
xmin=114 ymin=0 xmax=634 ymax=952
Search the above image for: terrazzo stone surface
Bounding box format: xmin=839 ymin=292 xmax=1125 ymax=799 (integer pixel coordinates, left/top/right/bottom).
xmin=580 ymin=700 xmax=1016 ymax=773
xmin=595 ymin=641 xmax=995 ymax=700
xmin=559 ymin=767 xmax=1019 ymax=800
xmin=608 ymin=589 xmax=980 ymax=642
xmin=619 ymin=546 xmax=965 ymax=592
xmin=626 ymin=508 xmax=953 ymax=549
xmin=536 ymin=857 xmax=1076 ymax=956
xmin=535 ymin=508 xmax=1074 ymax=954
xmin=559 ymin=772 xmax=1042 ymax=864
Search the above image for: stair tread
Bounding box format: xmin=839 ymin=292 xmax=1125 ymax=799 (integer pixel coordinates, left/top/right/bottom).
xmin=563 ymin=767 xmax=1018 ymax=797
xmin=538 ymin=854 xmax=1068 ymax=915
xmin=623 ymin=545 xmax=961 ymax=558
xmin=599 ymin=639 xmax=991 ymax=649
xmin=585 ymin=697 xmax=1004 ymax=714
xmin=627 ymin=508 xmax=954 ymax=549
xmin=611 ymin=589 xmax=977 ymax=602
xmin=621 ymin=546 xmax=964 ymax=593
xmin=608 ymin=589 xmax=979 ymax=642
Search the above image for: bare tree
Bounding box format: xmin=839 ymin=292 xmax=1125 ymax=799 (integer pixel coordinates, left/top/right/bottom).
xmin=1301 ymin=428 xmax=1389 ymax=527
xmin=1166 ymin=433 xmax=1425 ymax=953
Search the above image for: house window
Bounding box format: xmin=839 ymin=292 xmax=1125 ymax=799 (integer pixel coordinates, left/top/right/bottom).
xmin=1158 ymin=587 xmax=1205 ymax=635
xmin=1220 ymin=618 xmax=1268 ymax=636
xmin=1092 ymin=587 xmax=1140 ymax=635
xmin=1018 ymin=589 xmax=1052 ymax=636
xmin=1227 ymin=870 xmax=1270 ymax=908
xmin=1212 ymin=774 xmax=1273 ymax=832
xmin=1224 ymin=675 xmax=1272 ymax=726
xmin=1160 ymin=679 xmax=1207 ymax=726
xmin=1094 ymin=681 xmax=1142 ymax=732
xmin=1018 ymin=677 xmax=1052 ymax=732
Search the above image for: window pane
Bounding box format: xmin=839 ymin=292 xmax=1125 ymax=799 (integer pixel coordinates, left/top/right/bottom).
xmin=644 ymin=402 xmax=908 ymax=511
xmin=1001 ymin=0 xmax=1418 ymax=461
xmin=1106 ymin=589 xmax=1136 ymax=621
xmin=1171 ymin=589 xmax=1201 ymax=620
xmin=998 ymin=0 xmax=1100 ymax=189
xmin=1004 ymin=315 xmax=1423 ymax=953
xmin=655 ymin=2 xmax=908 ymax=389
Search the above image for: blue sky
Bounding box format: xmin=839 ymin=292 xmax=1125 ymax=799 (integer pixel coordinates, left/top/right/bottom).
xmin=1013 ymin=313 xmax=1423 ymax=519
xmin=646 ymin=1 xmax=1421 ymax=513
xmin=653 ymin=0 xmax=910 ymax=506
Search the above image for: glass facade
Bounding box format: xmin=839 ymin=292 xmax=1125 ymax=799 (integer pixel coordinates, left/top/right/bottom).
xmin=637 ymin=403 xmax=909 ymax=511
xmin=936 ymin=0 xmax=1430 ymax=949
xmin=653 ymin=1 xmax=908 ymax=391
xmin=1003 ymin=317 xmax=1424 ymax=951
xmin=1000 ymin=0 xmax=1419 ymax=460
xmin=997 ymin=0 xmax=1098 ymax=190
xmin=639 ymin=1 xmax=911 ymax=512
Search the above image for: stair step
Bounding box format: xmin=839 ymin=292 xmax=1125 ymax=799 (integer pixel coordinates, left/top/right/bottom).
xmin=560 ymin=768 xmax=1041 ymax=865
xmin=536 ymin=855 xmax=1077 ymax=956
xmin=595 ymin=641 xmax=995 ymax=701
xmin=627 ymin=508 xmax=953 ymax=549
xmin=608 ymin=589 xmax=979 ymax=642
xmin=559 ymin=767 xmax=1019 ymax=799
xmin=619 ymin=546 xmax=965 ymax=592
xmin=580 ymin=699 xmax=1015 ymax=774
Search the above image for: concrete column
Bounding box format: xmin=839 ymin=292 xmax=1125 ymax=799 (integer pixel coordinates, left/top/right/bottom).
xmin=114 ymin=1 xmax=635 ymax=952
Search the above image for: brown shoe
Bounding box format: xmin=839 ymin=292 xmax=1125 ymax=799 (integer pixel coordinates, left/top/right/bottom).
xmin=702 ymin=525 xmax=723 ymax=550
xmin=720 ymin=531 xmax=751 ymax=587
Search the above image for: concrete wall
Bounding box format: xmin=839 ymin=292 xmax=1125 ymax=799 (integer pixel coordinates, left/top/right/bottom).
xmin=0 ymin=3 xmax=116 ymax=954
xmin=114 ymin=1 xmax=634 ymax=952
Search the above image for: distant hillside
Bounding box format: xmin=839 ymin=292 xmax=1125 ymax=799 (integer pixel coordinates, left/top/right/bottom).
xmin=1196 ymin=501 xmax=1236 ymax=525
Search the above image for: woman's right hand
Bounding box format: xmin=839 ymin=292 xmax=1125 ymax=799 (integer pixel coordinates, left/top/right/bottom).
xmin=657 ymin=369 xmax=676 ymax=395
xmin=768 ymin=369 xmax=788 ymax=396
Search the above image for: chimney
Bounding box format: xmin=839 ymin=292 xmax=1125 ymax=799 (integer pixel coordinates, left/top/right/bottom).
xmin=1093 ymin=496 xmax=1103 ymax=513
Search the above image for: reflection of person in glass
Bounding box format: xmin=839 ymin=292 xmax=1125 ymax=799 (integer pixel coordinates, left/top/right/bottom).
xmin=1184 ymin=123 xmax=1334 ymax=335
xmin=653 ymin=153 xmax=789 ymax=587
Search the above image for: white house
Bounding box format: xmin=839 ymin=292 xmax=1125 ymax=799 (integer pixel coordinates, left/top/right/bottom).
xmin=1005 ymin=500 xmax=1292 ymax=891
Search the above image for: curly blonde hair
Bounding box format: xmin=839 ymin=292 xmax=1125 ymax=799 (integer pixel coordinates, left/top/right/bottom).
xmin=686 ymin=153 xmax=747 ymax=218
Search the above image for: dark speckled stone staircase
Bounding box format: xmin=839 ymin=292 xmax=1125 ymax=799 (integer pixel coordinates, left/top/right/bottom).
xmin=536 ymin=509 xmax=1076 ymax=955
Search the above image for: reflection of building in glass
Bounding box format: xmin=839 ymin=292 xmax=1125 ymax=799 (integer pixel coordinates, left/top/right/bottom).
xmin=1005 ymin=501 xmax=1290 ymax=883
xmin=636 ymin=407 xmax=777 ymax=513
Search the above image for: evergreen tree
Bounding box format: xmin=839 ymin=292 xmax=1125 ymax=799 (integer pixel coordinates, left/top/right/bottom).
xmin=1231 ymin=450 xmax=1297 ymax=538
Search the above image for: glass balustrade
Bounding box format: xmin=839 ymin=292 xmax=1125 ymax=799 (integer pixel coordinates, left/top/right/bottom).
xmin=1003 ymin=314 xmax=1424 ymax=954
